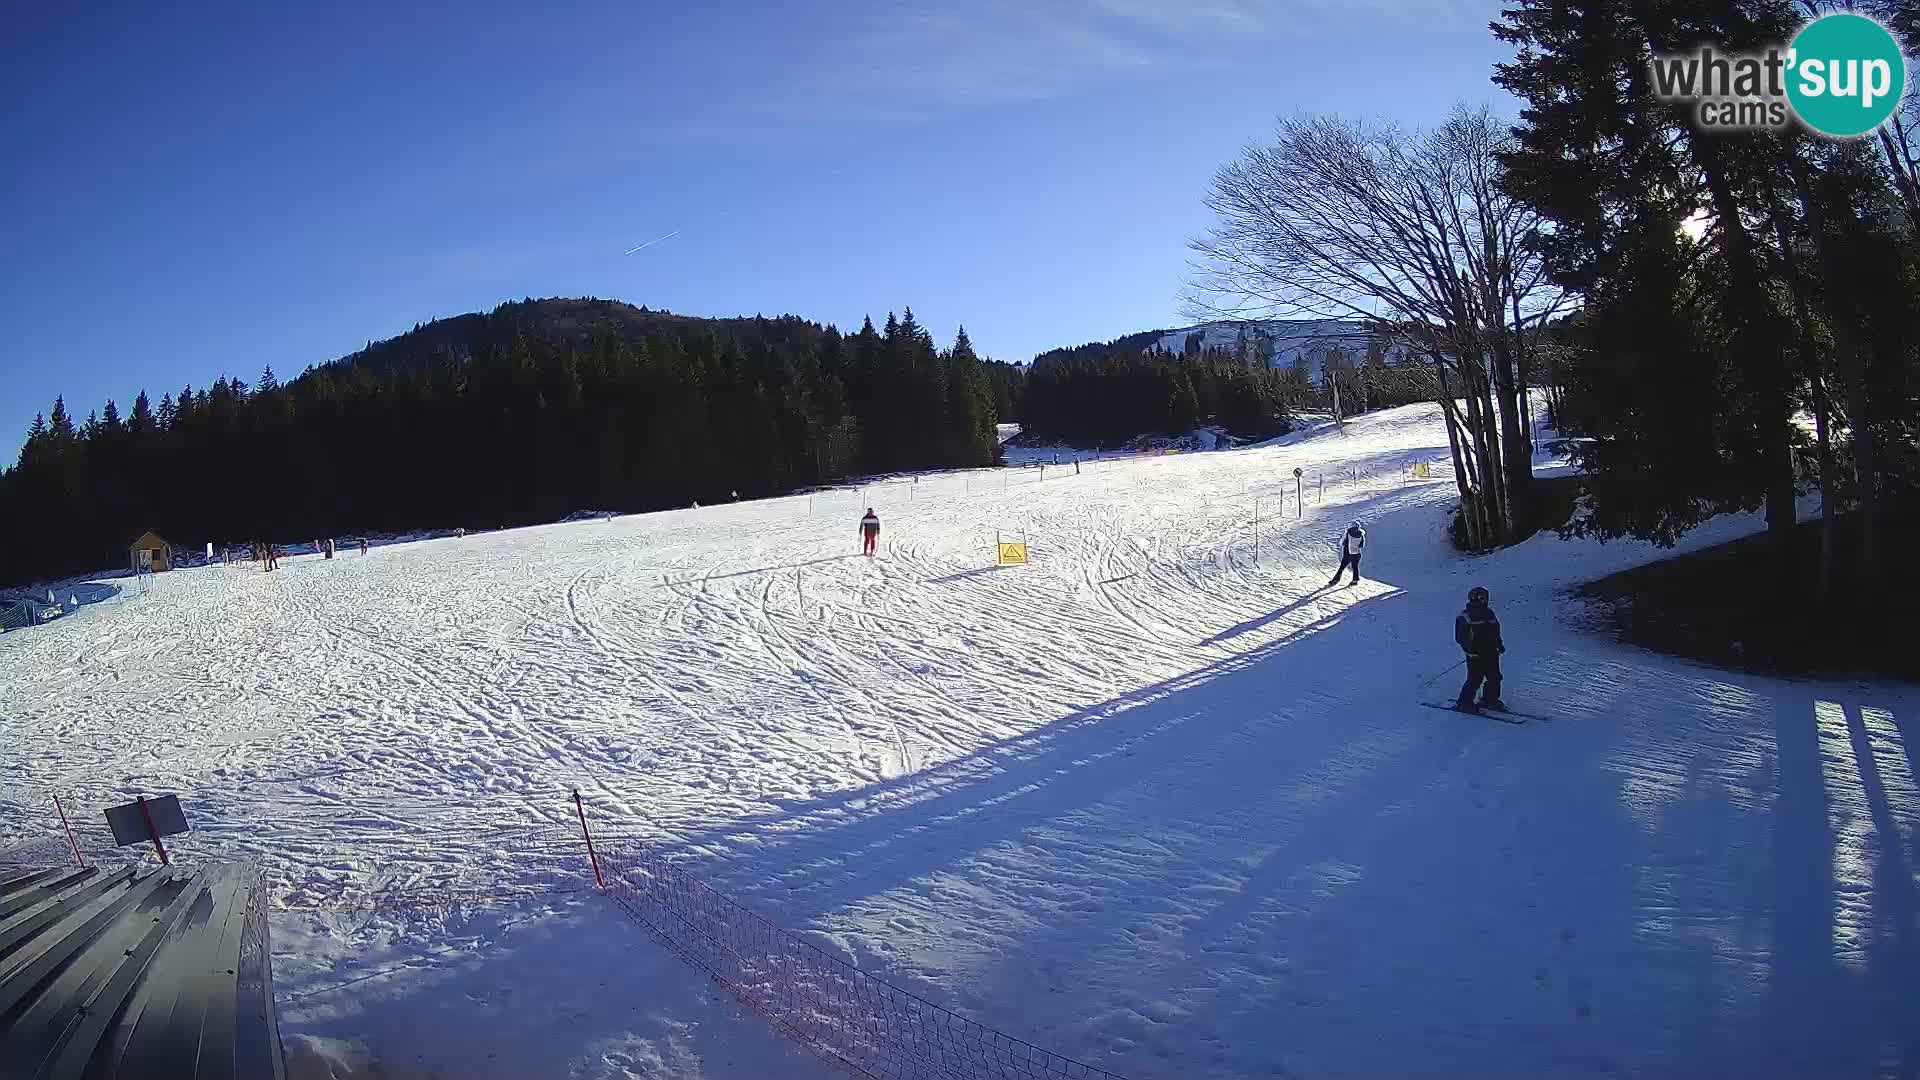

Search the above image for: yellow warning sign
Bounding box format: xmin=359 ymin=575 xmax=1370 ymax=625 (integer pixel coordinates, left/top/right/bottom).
xmin=1412 ymin=461 xmax=1431 ymax=479
xmin=997 ymin=543 xmax=1029 ymax=566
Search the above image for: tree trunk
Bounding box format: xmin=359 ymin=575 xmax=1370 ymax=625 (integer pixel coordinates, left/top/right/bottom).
xmin=1789 ymin=157 xmax=1882 ymax=613
xmin=1698 ymin=155 xmax=1797 ymax=564
xmin=1810 ymin=374 xmax=1836 ymax=597
xmin=1490 ymin=332 xmax=1532 ymax=536
xmin=1473 ymin=358 xmax=1513 ymax=545
xmin=1436 ymin=356 xmax=1485 ymax=550
xmin=1773 ymin=213 xmax=1834 ymax=603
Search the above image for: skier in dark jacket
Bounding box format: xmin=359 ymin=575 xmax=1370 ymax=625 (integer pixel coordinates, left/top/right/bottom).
xmin=859 ymin=509 xmax=880 ymax=556
xmin=1455 ymin=585 xmax=1506 ymax=711
xmin=1327 ymin=522 xmax=1367 ymax=586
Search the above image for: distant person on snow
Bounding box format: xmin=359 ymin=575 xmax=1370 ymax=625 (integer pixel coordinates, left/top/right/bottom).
xmin=359 ymin=537 xmax=369 ymax=556
xmin=1455 ymin=586 xmax=1506 ymax=711
xmin=1327 ymin=522 xmax=1366 ymax=586
xmin=859 ymin=508 xmax=881 ymax=556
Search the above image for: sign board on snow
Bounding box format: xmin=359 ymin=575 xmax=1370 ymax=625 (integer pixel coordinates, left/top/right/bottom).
xmin=105 ymin=794 xmax=189 ymax=847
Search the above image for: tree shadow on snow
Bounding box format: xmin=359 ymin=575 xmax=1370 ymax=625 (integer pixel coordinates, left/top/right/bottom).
xmin=922 ymin=566 xmax=1010 ymax=586
xmin=1201 ymin=586 xmax=1360 ymax=645
xmin=629 ymin=590 xmax=1920 ymax=1079
xmin=650 ymin=554 xmax=863 ymax=589
xmin=273 ymin=899 xmax=837 ymax=1080
xmin=657 ymin=587 xmax=1414 ymax=902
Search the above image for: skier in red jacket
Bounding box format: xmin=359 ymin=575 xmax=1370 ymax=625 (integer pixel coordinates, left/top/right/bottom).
xmin=859 ymin=509 xmax=880 ymax=556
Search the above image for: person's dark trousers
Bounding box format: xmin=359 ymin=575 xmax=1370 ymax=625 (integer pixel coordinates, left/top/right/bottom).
xmin=1457 ymin=652 xmax=1502 ymax=707
xmin=1329 ymin=552 xmax=1361 ymax=585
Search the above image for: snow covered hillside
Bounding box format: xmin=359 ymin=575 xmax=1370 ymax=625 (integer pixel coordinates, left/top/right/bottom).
xmin=1154 ymin=319 xmax=1410 ymax=380
xmin=2 ymin=403 xmax=1914 ymax=1079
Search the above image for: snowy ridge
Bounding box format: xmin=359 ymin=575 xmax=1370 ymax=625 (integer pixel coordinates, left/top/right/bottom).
xmin=2 ymin=403 xmax=1915 ymax=1078
xmin=1154 ymin=319 xmax=1413 ymax=380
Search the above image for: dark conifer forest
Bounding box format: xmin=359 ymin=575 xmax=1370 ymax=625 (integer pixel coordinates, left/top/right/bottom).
xmin=0 ymin=299 xmax=1022 ymax=585
xmin=1019 ymin=344 xmax=1296 ymax=446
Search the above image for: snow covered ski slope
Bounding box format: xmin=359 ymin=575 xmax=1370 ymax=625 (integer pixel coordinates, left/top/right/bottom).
xmin=3 ymin=403 xmax=1915 ymax=1079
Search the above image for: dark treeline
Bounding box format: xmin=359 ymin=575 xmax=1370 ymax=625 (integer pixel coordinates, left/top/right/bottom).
xmin=1020 ymin=345 xmax=1296 ymax=445
xmin=0 ymin=298 xmax=1022 ymax=586
xmin=1022 ymin=325 xmax=1444 ymax=446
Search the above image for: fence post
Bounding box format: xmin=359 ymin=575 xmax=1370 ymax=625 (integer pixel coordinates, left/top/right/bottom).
xmin=53 ymin=794 xmax=86 ymax=868
xmin=573 ymin=790 xmax=606 ymax=889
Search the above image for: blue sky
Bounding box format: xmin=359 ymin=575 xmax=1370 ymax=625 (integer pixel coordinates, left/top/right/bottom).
xmin=1 ymin=0 xmax=1511 ymax=455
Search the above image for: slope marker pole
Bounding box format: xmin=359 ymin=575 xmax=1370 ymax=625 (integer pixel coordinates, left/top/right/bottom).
xmin=136 ymin=795 xmax=169 ymax=866
xmin=53 ymin=794 xmax=86 ymax=868
xmin=573 ymin=789 xmax=606 ymax=890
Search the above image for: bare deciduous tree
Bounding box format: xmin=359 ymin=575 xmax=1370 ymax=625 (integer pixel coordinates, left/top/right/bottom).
xmin=1186 ymin=104 xmax=1572 ymax=548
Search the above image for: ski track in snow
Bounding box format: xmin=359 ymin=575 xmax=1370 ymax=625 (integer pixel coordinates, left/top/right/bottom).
xmin=3 ymin=404 xmax=1916 ymax=1079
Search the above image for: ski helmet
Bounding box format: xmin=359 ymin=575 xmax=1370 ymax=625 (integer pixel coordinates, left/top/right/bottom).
xmin=1468 ymin=586 xmax=1489 ymax=604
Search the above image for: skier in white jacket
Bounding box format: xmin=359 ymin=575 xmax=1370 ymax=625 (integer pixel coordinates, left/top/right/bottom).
xmin=1327 ymin=522 xmax=1366 ymax=587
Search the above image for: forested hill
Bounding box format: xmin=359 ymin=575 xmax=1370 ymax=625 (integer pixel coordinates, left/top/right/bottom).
xmin=0 ymin=298 xmax=1025 ymax=586
xmin=330 ymin=298 xmax=805 ymax=377
xmin=1029 ymin=328 xmax=1175 ymax=366
xmin=1019 ymin=326 xmax=1298 ymax=447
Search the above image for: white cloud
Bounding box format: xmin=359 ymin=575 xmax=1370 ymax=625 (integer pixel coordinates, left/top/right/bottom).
xmin=834 ymin=0 xmax=1167 ymax=107
xmin=814 ymin=0 xmax=1484 ymax=109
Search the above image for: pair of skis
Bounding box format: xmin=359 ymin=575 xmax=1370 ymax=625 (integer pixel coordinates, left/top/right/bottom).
xmin=1418 ymin=701 xmax=1550 ymax=724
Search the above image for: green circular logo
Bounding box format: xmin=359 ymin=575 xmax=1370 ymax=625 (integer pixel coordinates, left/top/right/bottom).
xmin=1786 ymin=13 xmax=1907 ymax=138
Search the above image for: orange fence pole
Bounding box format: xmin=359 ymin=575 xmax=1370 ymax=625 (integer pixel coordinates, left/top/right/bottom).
xmin=53 ymin=794 xmax=86 ymax=868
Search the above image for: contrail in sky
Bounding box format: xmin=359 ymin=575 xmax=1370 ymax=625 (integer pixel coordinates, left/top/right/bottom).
xmin=624 ymin=229 xmax=680 ymax=255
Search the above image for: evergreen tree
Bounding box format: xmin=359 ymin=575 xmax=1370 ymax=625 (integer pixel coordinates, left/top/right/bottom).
xmin=48 ymin=397 xmax=74 ymax=441
xmin=20 ymin=414 xmax=46 ymax=465
xmin=1494 ymin=0 xmax=1804 ymax=557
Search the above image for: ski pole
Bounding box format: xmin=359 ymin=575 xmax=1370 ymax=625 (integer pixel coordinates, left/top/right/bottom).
xmin=1414 ymin=659 xmax=1466 ymax=693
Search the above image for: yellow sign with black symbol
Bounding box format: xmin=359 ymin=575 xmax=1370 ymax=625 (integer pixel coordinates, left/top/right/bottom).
xmin=997 ymin=542 xmax=1028 ymax=565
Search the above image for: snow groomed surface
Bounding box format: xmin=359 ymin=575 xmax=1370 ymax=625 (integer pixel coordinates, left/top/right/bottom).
xmin=2 ymin=403 xmax=1914 ymax=1079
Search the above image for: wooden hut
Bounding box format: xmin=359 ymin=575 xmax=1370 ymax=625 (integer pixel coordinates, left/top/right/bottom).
xmin=129 ymin=530 xmax=174 ymax=572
